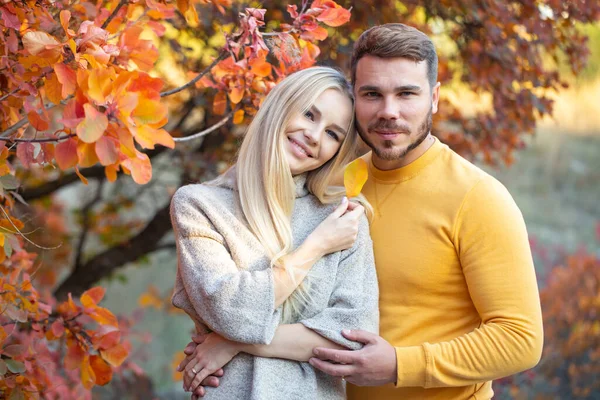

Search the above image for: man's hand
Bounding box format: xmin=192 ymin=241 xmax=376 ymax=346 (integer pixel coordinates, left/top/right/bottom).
xmin=176 ymin=333 xmax=227 ymax=398
xmin=309 ymin=329 xmax=397 ymax=387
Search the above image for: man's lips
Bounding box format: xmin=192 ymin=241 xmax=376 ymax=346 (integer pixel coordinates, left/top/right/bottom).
xmin=371 ymin=130 xmax=408 ymax=139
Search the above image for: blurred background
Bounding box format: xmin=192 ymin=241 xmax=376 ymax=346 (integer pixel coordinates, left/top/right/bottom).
xmin=7 ymin=1 xmax=598 ymax=399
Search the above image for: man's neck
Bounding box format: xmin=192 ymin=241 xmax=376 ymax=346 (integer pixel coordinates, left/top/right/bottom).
xmin=372 ymin=133 xmax=435 ymax=171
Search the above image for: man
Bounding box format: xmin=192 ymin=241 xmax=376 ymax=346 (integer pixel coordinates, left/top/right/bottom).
xmin=180 ymin=23 xmax=543 ymax=399
xmin=307 ymin=23 xmax=543 ymax=399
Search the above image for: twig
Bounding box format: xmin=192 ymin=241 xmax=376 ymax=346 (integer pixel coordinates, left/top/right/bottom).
xmin=0 ymin=88 xmax=19 ymax=103
xmin=101 ymin=0 xmax=128 ymax=29
xmin=0 ymin=134 xmax=76 ymax=144
xmin=0 ymin=206 xmax=62 ymax=250
xmin=160 ymin=51 xmax=228 ymax=98
xmin=0 ymin=96 xmax=73 ymax=139
xmin=173 ymin=112 xmax=233 ymax=142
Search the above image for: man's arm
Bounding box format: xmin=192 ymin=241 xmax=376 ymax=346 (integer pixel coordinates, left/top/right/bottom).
xmin=311 ymin=176 xmax=543 ymax=387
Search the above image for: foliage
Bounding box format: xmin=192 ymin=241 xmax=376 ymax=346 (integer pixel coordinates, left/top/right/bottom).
xmin=0 ymin=0 xmax=599 ymax=397
xmin=495 ymin=228 xmax=600 ymax=399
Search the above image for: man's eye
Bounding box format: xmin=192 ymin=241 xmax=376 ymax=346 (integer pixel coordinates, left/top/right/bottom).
xmin=304 ymin=110 xmax=314 ymax=120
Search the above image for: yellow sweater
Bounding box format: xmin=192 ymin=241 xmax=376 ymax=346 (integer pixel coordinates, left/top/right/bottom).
xmin=348 ymin=138 xmax=543 ymax=400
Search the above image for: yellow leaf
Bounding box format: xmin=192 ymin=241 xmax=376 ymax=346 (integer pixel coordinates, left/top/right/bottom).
xmin=233 ymin=109 xmax=244 ymax=125
xmin=343 ymin=158 xmax=368 ymax=198
xmin=228 ymin=86 xmax=244 ymax=104
xmin=76 ymin=104 xmax=108 ymax=143
xmin=45 ymin=73 xmax=63 ymax=104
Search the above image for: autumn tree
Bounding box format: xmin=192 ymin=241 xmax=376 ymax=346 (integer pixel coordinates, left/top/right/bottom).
xmin=1 ymin=0 xmax=599 ymax=397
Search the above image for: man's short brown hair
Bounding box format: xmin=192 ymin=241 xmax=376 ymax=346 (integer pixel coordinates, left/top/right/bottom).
xmin=351 ymin=23 xmax=438 ymax=89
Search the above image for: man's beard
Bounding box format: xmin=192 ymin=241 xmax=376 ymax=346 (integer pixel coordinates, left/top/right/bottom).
xmin=358 ymin=107 xmax=433 ymax=161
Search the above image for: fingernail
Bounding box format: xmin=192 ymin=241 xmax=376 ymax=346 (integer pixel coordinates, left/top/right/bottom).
xmin=342 ymin=196 xmax=348 ymax=204
xmin=308 ymin=358 xmax=315 ymax=365
xmin=313 ymin=348 xmax=319 ymax=356
xmin=342 ymin=329 xmax=351 ymax=335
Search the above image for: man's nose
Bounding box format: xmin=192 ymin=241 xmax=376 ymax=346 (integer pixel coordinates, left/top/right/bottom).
xmin=377 ymin=98 xmax=400 ymax=120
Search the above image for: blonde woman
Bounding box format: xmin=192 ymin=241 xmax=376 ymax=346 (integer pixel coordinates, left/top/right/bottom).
xmin=170 ymin=67 xmax=379 ymax=399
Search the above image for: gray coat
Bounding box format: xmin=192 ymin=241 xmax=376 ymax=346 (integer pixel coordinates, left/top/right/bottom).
xmin=171 ymin=173 xmax=379 ymax=400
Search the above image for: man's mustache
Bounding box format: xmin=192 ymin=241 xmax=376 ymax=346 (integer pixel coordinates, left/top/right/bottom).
xmin=367 ymin=120 xmax=411 ymax=134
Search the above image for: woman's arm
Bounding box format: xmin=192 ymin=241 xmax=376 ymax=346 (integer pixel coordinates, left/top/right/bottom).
xmin=240 ymin=323 xmax=345 ymax=361
xmin=181 ymin=325 xmax=345 ymax=394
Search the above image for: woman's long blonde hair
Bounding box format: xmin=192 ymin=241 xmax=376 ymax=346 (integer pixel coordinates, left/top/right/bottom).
xmin=221 ymin=67 xmax=367 ymax=320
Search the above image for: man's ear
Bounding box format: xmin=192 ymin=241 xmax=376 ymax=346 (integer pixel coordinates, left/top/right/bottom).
xmin=431 ymin=82 xmax=441 ymax=114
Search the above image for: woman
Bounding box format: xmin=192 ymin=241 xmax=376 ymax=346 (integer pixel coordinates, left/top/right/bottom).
xmin=170 ymin=67 xmax=379 ymax=399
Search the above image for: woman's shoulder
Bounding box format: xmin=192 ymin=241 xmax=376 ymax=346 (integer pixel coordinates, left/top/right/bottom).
xmin=171 ymin=182 xmax=236 ymax=218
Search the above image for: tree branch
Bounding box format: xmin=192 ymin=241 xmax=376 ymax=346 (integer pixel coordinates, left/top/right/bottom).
xmin=74 ymin=181 xmax=105 ymax=270
xmin=173 ymin=111 xmax=233 ymax=142
xmin=20 ymin=147 xmax=167 ymax=201
xmin=0 ymin=96 xmax=73 ymax=139
xmin=101 ymin=0 xmax=128 ymax=29
xmin=160 ymin=51 xmax=228 ymax=98
xmin=53 ymin=202 xmax=172 ymax=300
xmin=0 ymin=134 xmax=76 ymax=144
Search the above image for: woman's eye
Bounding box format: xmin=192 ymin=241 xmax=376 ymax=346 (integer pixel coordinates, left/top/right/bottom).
xmin=365 ymin=92 xmax=380 ymax=97
xmin=326 ymin=130 xmax=340 ymax=141
xmin=304 ymin=110 xmax=314 ymax=120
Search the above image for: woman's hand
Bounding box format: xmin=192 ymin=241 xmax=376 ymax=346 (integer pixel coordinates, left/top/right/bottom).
xmin=306 ymin=197 xmax=365 ymax=257
xmin=180 ymin=333 xmax=240 ymax=395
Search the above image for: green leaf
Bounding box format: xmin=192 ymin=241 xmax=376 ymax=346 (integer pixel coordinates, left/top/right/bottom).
xmin=5 ymin=359 xmax=25 ymax=373
xmin=0 ymin=359 xmax=7 ymax=376
xmin=4 ymin=238 xmax=12 ymax=258
xmin=0 ymin=175 xmax=19 ymax=190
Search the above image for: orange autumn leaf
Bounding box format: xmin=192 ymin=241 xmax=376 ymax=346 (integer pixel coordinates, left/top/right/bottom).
xmin=76 ymin=104 xmax=108 ymax=143
xmin=75 ymin=166 xmax=89 ymax=184
xmin=300 ymin=26 xmax=328 ymax=41
xmin=27 ymin=110 xmax=49 ymax=131
xmin=88 ymin=306 xmax=118 ymax=327
xmin=80 ymin=355 xmax=96 ymax=389
xmin=45 ymin=73 xmax=63 ymax=104
xmin=131 ymin=97 xmax=168 ymax=126
xmin=90 ymin=355 xmax=112 ymax=386
xmin=121 ymin=151 xmax=152 ymax=184
xmin=60 ymin=10 xmax=76 ymax=37
xmin=233 ymin=109 xmax=245 ymax=124
xmin=22 ymin=31 xmax=62 ymax=59
xmin=77 ymin=141 xmax=100 ymax=167
xmin=95 ymin=330 xmax=121 ymax=350
xmin=0 ymin=217 xmax=24 ymax=231
xmin=228 ymin=86 xmax=245 ymax=104
xmin=316 ymin=4 xmax=351 ymax=27
xmin=105 ymin=164 xmax=118 ymax=182
xmin=100 ymin=343 xmax=128 ymax=367
xmin=171 ymin=351 xmax=186 ymax=382
xmin=55 ymin=137 xmax=79 ymax=170
xmin=213 ymin=91 xmax=227 ymax=115
xmin=54 ymin=63 xmax=77 ymax=98
xmin=249 ymin=58 xmax=272 ymax=77
xmin=95 ymin=136 xmax=119 ymax=166
xmin=80 ymin=286 xmax=106 ymax=307
xmin=343 ymin=158 xmax=368 ymax=198
xmin=130 ymin=125 xmax=174 ymax=150
xmin=64 ymin=341 xmax=85 ymax=370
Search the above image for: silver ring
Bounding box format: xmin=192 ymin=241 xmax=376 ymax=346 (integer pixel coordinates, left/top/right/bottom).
xmin=191 ymin=367 xmax=198 ymax=374
xmin=341 ymin=376 xmax=346 ymax=381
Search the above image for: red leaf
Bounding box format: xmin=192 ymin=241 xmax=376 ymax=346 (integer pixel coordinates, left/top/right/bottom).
xmin=95 ymin=136 xmax=118 ymax=166
xmin=90 ymin=355 xmax=112 ymax=386
xmin=55 ymin=137 xmax=79 ymax=170
xmin=27 ymin=110 xmax=50 ymax=131
xmin=54 ymin=63 xmax=77 ymax=98
xmin=81 ymin=286 xmax=105 ymax=307
xmin=16 ymin=142 xmax=35 ymax=168
xmin=100 ymin=343 xmax=128 ymax=367
xmin=51 ymin=320 xmax=65 ymax=338
xmin=316 ymin=6 xmax=350 ymax=27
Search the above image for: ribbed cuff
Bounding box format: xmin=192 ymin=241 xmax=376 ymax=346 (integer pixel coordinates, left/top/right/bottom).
xmin=394 ymin=345 xmax=427 ymax=388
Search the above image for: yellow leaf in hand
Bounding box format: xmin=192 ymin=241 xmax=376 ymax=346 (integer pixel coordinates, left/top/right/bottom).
xmin=344 ymin=158 xmax=368 ymax=198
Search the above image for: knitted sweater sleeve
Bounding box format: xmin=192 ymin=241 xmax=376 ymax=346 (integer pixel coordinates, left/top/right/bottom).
xmin=300 ymin=215 xmax=380 ymax=350
xmin=394 ymin=176 xmax=544 ymax=387
xmin=170 ymin=186 xmax=279 ymax=345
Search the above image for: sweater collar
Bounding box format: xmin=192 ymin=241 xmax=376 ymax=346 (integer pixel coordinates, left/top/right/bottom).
xmin=368 ymin=136 xmax=444 ymax=183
